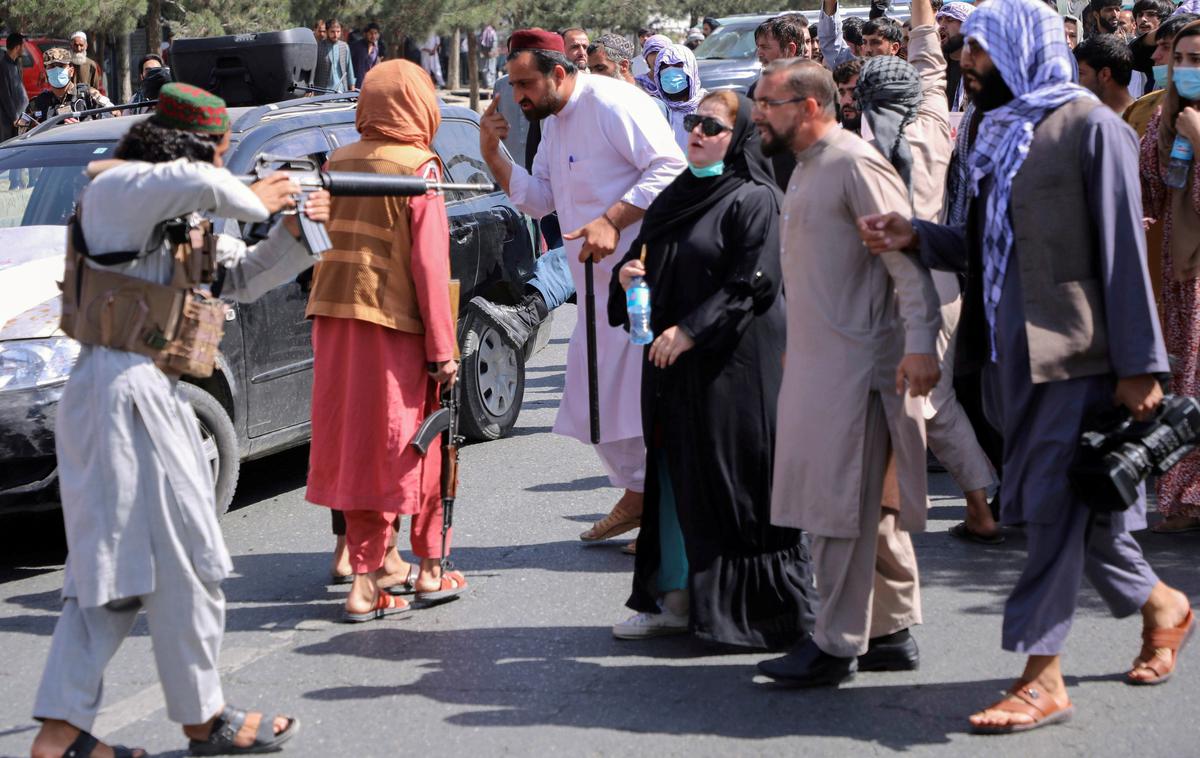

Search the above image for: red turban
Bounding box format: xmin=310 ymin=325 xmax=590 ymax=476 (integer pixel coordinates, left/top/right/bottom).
xmin=508 ymin=28 xmax=565 ymax=54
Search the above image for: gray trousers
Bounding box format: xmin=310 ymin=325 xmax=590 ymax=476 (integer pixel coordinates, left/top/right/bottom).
xmin=33 ymin=493 xmax=226 ymax=730
xmin=1003 ymin=502 xmax=1158 ymax=655
xmin=812 ymin=393 xmax=923 ymax=658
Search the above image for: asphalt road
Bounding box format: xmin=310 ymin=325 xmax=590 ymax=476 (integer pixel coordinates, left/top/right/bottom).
xmin=2 ymin=306 xmax=1199 ymax=757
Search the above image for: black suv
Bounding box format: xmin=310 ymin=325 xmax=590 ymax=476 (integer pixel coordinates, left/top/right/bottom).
xmin=0 ymin=94 xmax=552 ymax=514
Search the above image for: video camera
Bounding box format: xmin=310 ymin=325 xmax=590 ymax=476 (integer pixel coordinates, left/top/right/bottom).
xmin=170 ymin=28 xmax=318 ymax=106
xmin=1070 ymin=394 xmax=1200 ymax=512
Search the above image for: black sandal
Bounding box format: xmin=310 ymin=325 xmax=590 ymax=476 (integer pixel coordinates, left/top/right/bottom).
xmin=188 ymin=705 xmax=299 ymax=755
xmin=63 ymin=729 xmax=143 ymax=757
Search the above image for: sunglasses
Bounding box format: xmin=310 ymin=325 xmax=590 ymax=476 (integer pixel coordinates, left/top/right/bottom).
xmin=683 ymin=114 xmax=732 ymax=136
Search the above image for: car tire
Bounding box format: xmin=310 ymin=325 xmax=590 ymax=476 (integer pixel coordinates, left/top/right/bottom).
xmin=179 ymin=382 xmax=240 ymax=516
xmin=459 ymin=308 xmax=525 ymax=441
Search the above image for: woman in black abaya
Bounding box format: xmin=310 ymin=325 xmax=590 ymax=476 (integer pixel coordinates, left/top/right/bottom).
xmin=606 ymin=90 xmax=817 ymax=649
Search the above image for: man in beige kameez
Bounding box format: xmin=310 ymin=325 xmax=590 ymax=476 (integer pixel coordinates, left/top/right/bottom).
xmin=751 ymin=59 xmax=942 ymax=687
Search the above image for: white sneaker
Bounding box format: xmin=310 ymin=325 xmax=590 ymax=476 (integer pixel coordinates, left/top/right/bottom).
xmin=612 ymin=609 xmax=689 ymax=640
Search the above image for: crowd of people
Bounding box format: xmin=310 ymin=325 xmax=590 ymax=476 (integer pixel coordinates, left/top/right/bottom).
xmin=13 ymin=0 xmax=1200 ymax=755
xmin=473 ymin=0 xmax=1199 ymax=738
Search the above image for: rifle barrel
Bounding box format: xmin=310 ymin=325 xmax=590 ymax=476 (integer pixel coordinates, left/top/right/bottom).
xmin=238 ymin=169 xmax=495 ymax=197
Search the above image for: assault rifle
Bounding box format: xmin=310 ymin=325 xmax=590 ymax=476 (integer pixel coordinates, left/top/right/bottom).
xmin=239 ymin=153 xmax=496 ymax=254
xmin=409 ymin=373 xmax=462 ymax=574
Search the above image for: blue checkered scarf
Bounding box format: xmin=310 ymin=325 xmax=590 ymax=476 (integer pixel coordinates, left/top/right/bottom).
xmin=962 ymin=0 xmax=1096 ymax=359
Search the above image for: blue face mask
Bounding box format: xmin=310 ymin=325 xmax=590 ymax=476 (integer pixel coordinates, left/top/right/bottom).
xmin=1174 ymin=67 xmax=1200 ymax=101
xmin=688 ymin=160 xmax=725 ymax=178
xmin=659 ymin=68 xmax=689 ymax=95
xmin=1153 ymin=64 xmax=1170 ymax=89
xmin=47 ymin=66 xmax=71 ymax=88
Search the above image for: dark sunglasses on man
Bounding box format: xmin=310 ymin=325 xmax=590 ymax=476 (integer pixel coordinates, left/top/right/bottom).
xmin=683 ymin=114 xmax=732 ymax=136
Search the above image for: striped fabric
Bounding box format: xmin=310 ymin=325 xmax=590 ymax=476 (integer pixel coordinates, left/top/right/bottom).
xmin=962 ymin=0 xmax=1096 ymax=358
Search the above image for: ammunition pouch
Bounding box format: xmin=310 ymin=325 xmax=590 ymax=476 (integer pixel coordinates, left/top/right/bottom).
xmin=60 ymin=210 xmax=228 ymax=378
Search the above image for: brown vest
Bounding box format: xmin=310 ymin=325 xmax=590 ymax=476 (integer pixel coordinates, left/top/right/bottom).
xmin=1008 ymin=97 xmax=1112 ymax=384
xmin=305 ymin=140 xmax=438 ymax=333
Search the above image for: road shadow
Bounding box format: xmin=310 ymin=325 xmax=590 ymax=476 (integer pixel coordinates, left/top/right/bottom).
xmin=229 ymin=445 xmax=310 ymax=512
xmin=526 ymin=476 xmax=611 ymax=493
xmin=0 ymin=511 xmax=66 ymax=582
xmin=291 ymin=624 xmax=999 ymax=747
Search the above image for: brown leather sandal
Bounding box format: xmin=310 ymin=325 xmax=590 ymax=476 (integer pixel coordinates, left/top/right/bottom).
xmin=1128 ymin=608 xmax=1195 ymax=686
xmin=970 ymin=682 xmax=1074 ymax=735
xmin=580 ymin=499 xmax=642 ymax=542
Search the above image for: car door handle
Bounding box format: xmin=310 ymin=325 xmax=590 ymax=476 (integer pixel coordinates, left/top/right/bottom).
xmin=450 ymin=222 xmax=477 ymax=243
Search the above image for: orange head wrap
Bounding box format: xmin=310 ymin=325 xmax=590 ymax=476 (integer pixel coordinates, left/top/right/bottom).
xmin=355 ymin=59 xmax=440 ymax=147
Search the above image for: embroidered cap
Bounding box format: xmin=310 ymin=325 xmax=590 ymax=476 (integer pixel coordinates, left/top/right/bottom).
xmin=151 ymin=82 xmax=230 ymax=135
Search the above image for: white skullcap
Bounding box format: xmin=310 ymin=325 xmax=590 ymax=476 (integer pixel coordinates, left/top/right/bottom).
xmin=71 ymin=31 xmax=87 ymax=42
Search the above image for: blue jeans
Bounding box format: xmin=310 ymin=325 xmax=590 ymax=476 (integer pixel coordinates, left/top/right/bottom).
xmin=527 ymin=245 xmax=575 ymax=310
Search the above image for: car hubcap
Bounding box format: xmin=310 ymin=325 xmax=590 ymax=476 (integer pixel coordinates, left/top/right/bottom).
xmin=196 ymin=417 xmax=221 ymax=483
xmin=475 ymin=325 xmax=519 ymax=418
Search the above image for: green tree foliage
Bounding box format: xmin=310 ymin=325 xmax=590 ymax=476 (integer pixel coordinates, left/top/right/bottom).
xmin=1 ymin=0 xmax=146 ymax=36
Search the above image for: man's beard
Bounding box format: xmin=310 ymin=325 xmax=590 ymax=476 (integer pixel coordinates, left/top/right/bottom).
xmin=1098 ymin=15 xmax=1119 ymax=33
xmin=841 ymin=110 xmax=861 ymax=133
xmin=965 ymin=66 xmax=1015 ymax=112
xmin=942 ymin=34 xmax=964 ymax=59
xmin=758 ymin=121 xmax=795 ymax=156
xmin=521 ymin=92 xmax=560 ymax=121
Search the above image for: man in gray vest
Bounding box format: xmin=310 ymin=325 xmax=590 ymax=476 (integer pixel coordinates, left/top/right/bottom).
xmin=858 ymin=0 xmax=1193 ymax=735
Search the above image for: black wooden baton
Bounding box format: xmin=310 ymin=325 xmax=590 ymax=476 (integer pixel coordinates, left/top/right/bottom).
xmin=584 ymin=259 xmax=600 ymax=444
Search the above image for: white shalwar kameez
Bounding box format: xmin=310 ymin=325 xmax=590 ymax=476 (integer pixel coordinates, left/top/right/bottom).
xmin=507 ymin=74 xmax=686 ymax=491
xmin=34 ymin=159 xmax=318 ymax=730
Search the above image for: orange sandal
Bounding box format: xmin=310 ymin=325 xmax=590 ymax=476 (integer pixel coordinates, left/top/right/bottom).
xmin=970 ymin=683 xmax=1074 ymax=735
xmin=341 ymin=592 xmax=412 ymax=623
xmin=1128 ymin=608 xmax=1195 ymax=686
xmin=415 ymin=570 xmax=468 ymax=605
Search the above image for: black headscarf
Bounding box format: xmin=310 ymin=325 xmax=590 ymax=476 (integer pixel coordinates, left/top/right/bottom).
xmin=639 ymin=92 xmax=780 ymax=245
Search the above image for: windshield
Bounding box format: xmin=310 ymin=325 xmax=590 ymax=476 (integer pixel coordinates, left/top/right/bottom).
xmin=0 ymin=141 xmax=118 ymax=228
xmin=693 ymin=23 xmax=760 ymax=61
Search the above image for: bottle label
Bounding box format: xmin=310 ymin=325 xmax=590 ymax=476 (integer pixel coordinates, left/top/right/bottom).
xmin=1171 ymin=136 xmax=1194 ymax=162
xmin=627 ymin=286 xmax=650 ymax=309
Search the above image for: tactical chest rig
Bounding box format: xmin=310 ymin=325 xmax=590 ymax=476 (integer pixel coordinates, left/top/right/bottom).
xmin=59 ymin=209 xmax=229 ymax=378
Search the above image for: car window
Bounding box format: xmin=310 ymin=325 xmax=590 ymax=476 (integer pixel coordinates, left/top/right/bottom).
xmin=433 ymin=119 xmax=495 ymax=202
xmin=330 ymin=119 xmax=496 ymax=202
xmin=0 ymin=142 xmax=118 ymax=227
xmin=326 ymin=124 xmax=360 ymax=149
xmin=694 ymin=23 xmax=760 ymax=61
xmin=258 ymin=128 xmax=332 ymax=167
xmin=21 ymin=46 xmax=35 ymax=69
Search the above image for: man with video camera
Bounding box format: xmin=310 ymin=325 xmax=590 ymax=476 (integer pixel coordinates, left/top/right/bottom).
xmin=858 ymin=0 xmax=1192 ymax=735
xmin=24 ymin=47 xmax=113 ymax=126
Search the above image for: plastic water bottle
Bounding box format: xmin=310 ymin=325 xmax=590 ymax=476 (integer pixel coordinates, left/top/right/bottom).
xmin=1167 ymin=136 xmax=1194 ymax=190
xmin=627 ymin=276 xmax=652 ymax=346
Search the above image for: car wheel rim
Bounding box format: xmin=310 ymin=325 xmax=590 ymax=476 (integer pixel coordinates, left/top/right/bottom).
xmin=475 ymin=325 xmax=519 ymax=418
xmin=196 ymin=417 xmax=221 ymax=483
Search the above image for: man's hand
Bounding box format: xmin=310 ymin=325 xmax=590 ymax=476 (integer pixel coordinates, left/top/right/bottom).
xmin=618 ymin=259 xmax=646 ymax=290
xmin=250 ymin=173 xmax=300 ymax=214
xmin=896 ymin=353 xmax=940 ymax=397
xmin=858 ymin=213 xmax=916 ymax=255
xmin=1114 ymin=374 xmax=1163 ymax=422
xmin=479 ymin=98 xmax=509 ymax=157
xmin=566 ymin=215 xmax=621 ymax=262
xmin=648 ymin=326 xmax=695 ymax=368
xmin=282 ymin=189 xmax=331 ymax=239
xmin=1176 ymin=106 xmax=1200 ymax=147
xmin=430 ymin=359 xmax=459 ymax=387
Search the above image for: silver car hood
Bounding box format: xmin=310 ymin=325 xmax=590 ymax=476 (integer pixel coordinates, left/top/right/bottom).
xmin=0 ymin=225 xmax=67 ymax=341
